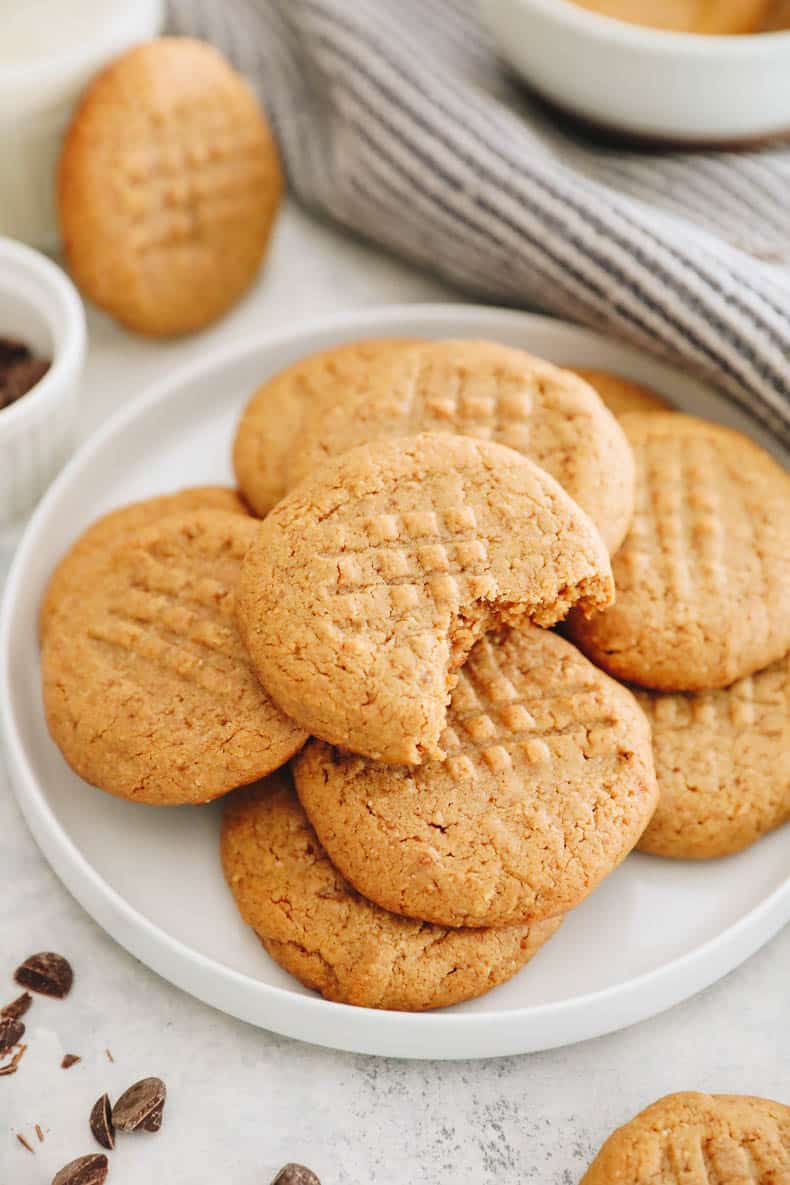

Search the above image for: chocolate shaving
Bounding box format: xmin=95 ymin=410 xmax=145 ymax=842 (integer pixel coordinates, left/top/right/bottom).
xmin=89 ymin=1094 xmax=115 ymax=1151
xmin=0 ymin=1042 xmax=27 ymax=1076
xmin=104 ymin=1048 xmax=114 ymax=1063
xmin=16 ymin=1132 xmax=34 ymax=1154
xmin=1 ymin=991 xmax=33 ymax=1020
xmin=36 ymin=1124 xmax=45 ymax=1143
xmin=14 ymin=952 xmax=73 ymax=998
xmin=61 ymin=1053 xmax=81 ymax=1069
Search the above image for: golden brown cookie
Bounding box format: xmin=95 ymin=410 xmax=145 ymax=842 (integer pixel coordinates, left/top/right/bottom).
xmin=289 ymin=341 xmax=635 ymax=554
xmin=635 ymin=653 xmax=790 ymax=859
xmin=232 ymin=338 xmax=421 ymax=516
xmin=58 ymin=38 xmax=282 ymax=337
xmin=42 ymin=510 xmax=307 ymax=805
xmin=222 ymin=771 xmax=562 ymax=1010
xmin=294 ymin=627 xmax=657 ymax=927
xmin=40 ymin=485 xmax=249 ymax=641
xmin=238 ymin=432 xmax=614 ymax=765
xmin=568 ymin=413 xmax=790 ymax=691
xmin=570 ymin=368 xmax=669 ymax=418
xmin=581 ymin=1092 xmax=790 ymax=1184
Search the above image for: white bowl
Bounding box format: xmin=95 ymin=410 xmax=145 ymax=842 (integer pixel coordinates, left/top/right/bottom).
xmin=0 ymin=237 xmax=86 ymax=525
xmin=480 ymin=0 xmax=790 ymax=144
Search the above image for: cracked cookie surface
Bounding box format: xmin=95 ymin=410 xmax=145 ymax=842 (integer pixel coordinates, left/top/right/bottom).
xmin=289 ymin=340 xmax=635 ymax=554
xmin=635 ymin=652 xmax=790 ymax=859
xmin=221 ymin=770 xmax=562 ymax=1011
xmin=233 ymin=338 xmax=420 ymax=516
xmin=42 ymin=509 xmax=307 ymax=805
xmin=40 ymin=485 xmax=249 ymax=641
xmin=294 ymin=626 xmax=657 ymax=928
xmin=568 ymin=413 xmax=790 ymax=691
xmin=237 ymin=432 xmax=614 ymax=765
xmin=580 ymin=1091 xmax=790 ymax=1184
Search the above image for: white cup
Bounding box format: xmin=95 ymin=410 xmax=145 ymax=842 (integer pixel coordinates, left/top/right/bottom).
xmin=0 ymin=0 xmax=163 ymax=250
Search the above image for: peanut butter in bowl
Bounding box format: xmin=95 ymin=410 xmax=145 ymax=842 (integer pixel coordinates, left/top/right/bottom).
xmin=566 ymin=0 xmax=772 ymax=33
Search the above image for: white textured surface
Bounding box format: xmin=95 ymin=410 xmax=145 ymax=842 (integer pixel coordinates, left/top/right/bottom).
xmin=1 ymin=203 xmax=787 ymax=1184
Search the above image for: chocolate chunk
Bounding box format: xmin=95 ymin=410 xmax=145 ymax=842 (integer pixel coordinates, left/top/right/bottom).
xmin=0 ymin=1015 xmax=25 ymax=1054
xmin=14 ymin=952 xmax=73 ymax=998
xmin=89 ymin=1094 xmax=115 ymax=1151
xmin=112 ymin=1076 xmax=166 ymax=1132
xmin=51 ymin=1154 xmax=108 ymax=1185
xmin=61 ymin=1053 xmax=81 ymax=1069
xmin=1 ymin=991 xmax=33 ymax=1020
xmin=271 ymin=1165 xmax=321 ymax=1185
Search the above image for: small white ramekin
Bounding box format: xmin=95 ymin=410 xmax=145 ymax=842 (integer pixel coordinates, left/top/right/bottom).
xmin=0 ymin=237 xmax=86 ymax=525
xmin=480 ymin=0 xmax=790 ymax=144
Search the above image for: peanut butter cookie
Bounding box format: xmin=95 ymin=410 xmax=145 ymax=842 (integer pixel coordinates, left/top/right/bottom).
xmin=289 ymin=341 xmax=635 ymax=554
xmin=222 ymin=771 xmax=562 ymax=1010
xmin=233 ymin=338 xmax=420 ymax=516
xmin=58 ymin=38 xmax=282 ymax=337
xmin=237 ymin=432 xmax=614 ymax=764
xmin=570 ymin=368 xmax=669 ymax=417
xmin=43 ymin=510 xmax=307 ymax=805
xmin=40 ymin=485 xmax=249 ymax=640
xmin=568 ymin=413 xmax=790 ymax=691
xmin=636 ymin=653 xmax=790 ymax=859
xmin=294 ymin=626 xmax=657 ymax=928
xmin=581 ymin=1092 xmax=790 ymax=1184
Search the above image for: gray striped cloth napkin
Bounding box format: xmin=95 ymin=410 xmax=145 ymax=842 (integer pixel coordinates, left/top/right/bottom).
xmin=169 ymin=0 xmax=790 ymax=443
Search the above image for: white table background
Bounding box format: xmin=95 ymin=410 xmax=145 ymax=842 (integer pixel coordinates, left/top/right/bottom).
xmin=1 ymin=203 xmax=787 ymax=1185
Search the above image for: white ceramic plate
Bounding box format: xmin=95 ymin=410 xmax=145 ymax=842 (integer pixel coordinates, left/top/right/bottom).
xmin=2 ymin=305 xmax=788 ymax=1060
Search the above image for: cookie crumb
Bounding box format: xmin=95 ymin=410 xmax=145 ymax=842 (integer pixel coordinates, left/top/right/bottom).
xmin=61 ymin=1053 xmax=81 ymax=1069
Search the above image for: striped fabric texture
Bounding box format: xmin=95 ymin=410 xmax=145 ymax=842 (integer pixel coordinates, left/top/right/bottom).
xmin=169 ymin=0 xmax=790 ymax=442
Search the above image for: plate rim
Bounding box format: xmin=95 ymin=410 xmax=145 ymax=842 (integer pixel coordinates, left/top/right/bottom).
xmin=3 ymin=302 xmax=788 ymax=1060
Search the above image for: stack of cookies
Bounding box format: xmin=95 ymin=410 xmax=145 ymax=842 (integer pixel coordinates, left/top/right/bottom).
xmin=40 ymin=338 xmax=790 ymax=1012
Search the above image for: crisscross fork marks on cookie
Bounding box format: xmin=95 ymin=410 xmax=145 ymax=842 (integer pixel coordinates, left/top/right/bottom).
xmin=324 ymin=507 xmax=494 ymax=624
xmin=400 ymin=351 xmax=535 ymax=452
xmin=128 ymin=103 xmax=271 ymax=256
xmin=630 ymin=436 xmax=728 ymax=606
xmin=664 ymin=1126 xmax=789 ymax=1184
xmin=88 ymin=609 xmax=250 ymax=705
xmin=441 ymin=635 xmax=623 ymax=776
xmin=127 ymin=557 xmax=237 ymax=621
xmin=638 ymin=656 xmax=790 ymax=737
